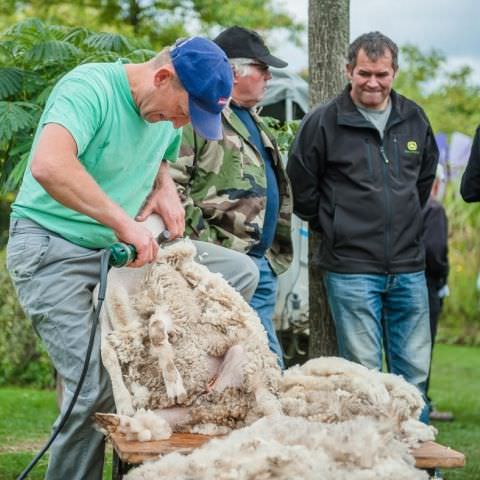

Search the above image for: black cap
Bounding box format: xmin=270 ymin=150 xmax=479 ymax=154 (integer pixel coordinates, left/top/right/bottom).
xmin=214 ymin=26 xmax=288 ymax=68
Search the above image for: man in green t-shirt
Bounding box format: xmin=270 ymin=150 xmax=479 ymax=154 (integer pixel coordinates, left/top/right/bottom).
xmin=6 ymin=37 xmax=252 ymax=480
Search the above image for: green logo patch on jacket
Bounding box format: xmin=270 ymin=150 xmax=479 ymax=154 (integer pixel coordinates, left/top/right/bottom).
xmin=405 ymin=140 xmax=419 ymax=154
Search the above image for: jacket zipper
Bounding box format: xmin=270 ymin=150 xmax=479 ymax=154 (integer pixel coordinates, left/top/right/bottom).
xmin=380 ymin=143 xmax=392 ymax=272
xmin=365 ymin=139 xmax=373 ymax=177
xmin=393 ymin=136 xmax=400 ymax=176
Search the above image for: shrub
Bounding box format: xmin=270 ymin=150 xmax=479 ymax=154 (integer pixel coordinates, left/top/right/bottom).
xmin=439 ymin=183 xmax=480 ymax=345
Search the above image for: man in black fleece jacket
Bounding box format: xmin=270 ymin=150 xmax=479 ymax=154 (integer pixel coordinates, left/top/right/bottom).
xmin=287 ymin=31 xmax=438 ymax=423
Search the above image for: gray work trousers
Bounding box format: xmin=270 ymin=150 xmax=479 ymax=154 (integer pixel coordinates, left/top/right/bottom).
xmin=6 ymin=218 xmax=258 ymax=480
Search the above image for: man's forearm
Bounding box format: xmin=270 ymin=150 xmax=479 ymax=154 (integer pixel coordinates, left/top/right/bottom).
xmin=34 ymin=155 xmax=131 ymax=232
xmin=153 ymin=160 xmax=170 ymax=189
xmin=151 ymin=161 xmax=181 ymax=204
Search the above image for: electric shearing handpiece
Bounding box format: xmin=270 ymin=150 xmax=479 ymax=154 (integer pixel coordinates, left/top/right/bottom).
xmin=108 ymin=230 xmax=171 ymax=267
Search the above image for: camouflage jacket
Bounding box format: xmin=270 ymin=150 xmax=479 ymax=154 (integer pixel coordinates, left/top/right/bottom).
xmin=171 ymin=105 xmax=293 ymax=275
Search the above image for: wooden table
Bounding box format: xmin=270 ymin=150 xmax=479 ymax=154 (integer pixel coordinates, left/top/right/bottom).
xmin=413 ymin=440 xmax=465 ymax=469
xmin=111 ymin=432 xmax=214 ymax=465
xmin=109 ymin=433 xmax=465 ymax=479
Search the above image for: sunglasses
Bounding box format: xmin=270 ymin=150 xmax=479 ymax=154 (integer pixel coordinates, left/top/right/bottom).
xmin=248 ymin=62 xmax=270 ymax=73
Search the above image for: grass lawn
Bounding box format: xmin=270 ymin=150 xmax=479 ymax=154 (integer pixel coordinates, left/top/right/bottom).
xmin=0 ymin=388 xmax=112 ymax=479
xmin=429 ymin=344 xmax=480 ymax=479
xmin=0 ymin=343 xmax=478 ymax=479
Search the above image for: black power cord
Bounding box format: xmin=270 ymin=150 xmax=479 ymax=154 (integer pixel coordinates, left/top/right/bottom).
xmin=17 ymin=249 xmax=111 ymax=480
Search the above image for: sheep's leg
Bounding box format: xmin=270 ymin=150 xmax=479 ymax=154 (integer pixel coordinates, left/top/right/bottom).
xmin=149 ymin=307 xmax=186 ymax=402
xmin=106 ymin=281 xmax=142 ymax=332
xmin=209 ymin=345 xmax=248 ymax=392
xmin=204 ymin=331 xmax=236 ymax=357
xmin=189 ymin=387 xmax=250 ymax=429
xmin=99 ymin=301 xmax=135 ymax=416
xmin=111 ymin=406 xmax=193 ymax=435
xmin=100 ymin=275 xmax=147 ymax=416
xmin=96 ymin=405 xmax=193 ymax=440
xmin=152 ymin=406 xmax=192 ymax=428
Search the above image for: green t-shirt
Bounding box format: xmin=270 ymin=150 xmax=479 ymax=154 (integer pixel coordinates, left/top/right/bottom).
xmin=12 ymin=60 xmax=182 ymax=248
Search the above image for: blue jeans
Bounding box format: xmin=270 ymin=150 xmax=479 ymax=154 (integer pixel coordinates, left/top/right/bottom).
xmin=249 ymin=255 xmax=285 ymax=369
xmin=324 ymin=271 xmax=431 ymax=423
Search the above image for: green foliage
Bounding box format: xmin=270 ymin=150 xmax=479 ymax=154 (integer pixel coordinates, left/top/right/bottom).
xmin=395 ymin=45 xmax=445 ymax=97
xmin=0 ymin=0 xmax=301 ymax=48
xmin=438 ymin=183 xmax=480 ymax=345
xmin=84 ymin=32 xmax=134 ymax=53
xmin=0 ymin=68 xmax=25 ymax=98
xmin=0 ymin=193 xmax=13 ymax=247
xmin=425 ymin=71 xmax=480 ymax=137
xmin=0 ymin=249 xmax=54 ymax=388
xmin=430 ymin=344 xmax=480 ymax=480
xmin=0 ymin=102 xmax=39 ymax=144
xmin=0 ymin=385 xmax=114 ymax=478
xmin=262 ymin=117 xmax=300 ymax=154
xmin=191 ymin=0 xmax=300 ymax=35
xmin=395 ymin=45 xmax=480 ymax=137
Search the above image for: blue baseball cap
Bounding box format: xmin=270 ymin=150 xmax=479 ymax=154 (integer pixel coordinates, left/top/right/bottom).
xmin=171 ymin=37 xmax=233 ymax=141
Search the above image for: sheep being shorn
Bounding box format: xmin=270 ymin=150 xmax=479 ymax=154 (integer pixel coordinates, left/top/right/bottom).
xmin=99 ymin=237 xmax=282 ymax=436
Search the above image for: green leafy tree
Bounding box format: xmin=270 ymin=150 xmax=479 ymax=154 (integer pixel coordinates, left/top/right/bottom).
xmin=394 ymin=45 xmax=445 ymax=98
xmin=395 ymin=45 xmax=480 ymax=136
xmin=395 ymin=45 xmax=480 ymax=343
xmin=441 ymin=186 xmax=480 ymax=345
xmin=1 ymin=0 xmax=302 ymax=47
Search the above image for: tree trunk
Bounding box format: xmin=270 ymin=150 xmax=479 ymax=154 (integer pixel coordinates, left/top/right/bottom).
xmin=307 ymin=0 xmax=349 ymax=357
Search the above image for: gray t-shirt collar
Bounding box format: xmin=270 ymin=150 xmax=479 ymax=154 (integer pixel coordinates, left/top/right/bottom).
xmin=355 ymin=97 xmax=392 ymax=139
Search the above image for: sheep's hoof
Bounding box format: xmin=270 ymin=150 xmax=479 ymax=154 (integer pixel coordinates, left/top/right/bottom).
xmin=94 ymin=413 xmax=120 ymax=435
xmin=164 ymin=370 xmax=187 ymax=403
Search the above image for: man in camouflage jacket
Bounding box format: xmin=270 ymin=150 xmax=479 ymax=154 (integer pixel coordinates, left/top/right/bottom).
xmin=170 ymin=26 xmax=293 ymax=367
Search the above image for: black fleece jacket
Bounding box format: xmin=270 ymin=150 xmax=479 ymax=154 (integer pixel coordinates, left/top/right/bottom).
xmin=461 ymin=126 xmax=480 ymax=202
xmin=287 ymin=86 xmax=439 ymax=274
